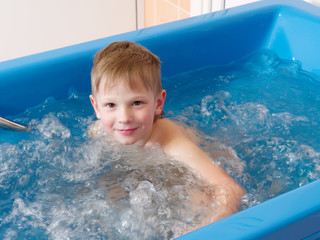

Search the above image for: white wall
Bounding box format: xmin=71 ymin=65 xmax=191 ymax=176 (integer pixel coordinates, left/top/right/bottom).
xmin=2 ymin=0 xmax=318 ymax=63
xmin=225 ymin=0 xmax=260 ymax=8
xmin=190 ymin=0 xmax=261 ymax=16
xmin=0 ymin=0 xmax=137 ymax=62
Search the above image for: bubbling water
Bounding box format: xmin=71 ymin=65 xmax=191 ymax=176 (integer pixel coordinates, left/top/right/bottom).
xmin=0 ymin=94 xmax=219 ymax=239
xmin=2 ymin=50 xmax=320 ymax=239
xmin=165 ymin=50 xmax=320 ymax=208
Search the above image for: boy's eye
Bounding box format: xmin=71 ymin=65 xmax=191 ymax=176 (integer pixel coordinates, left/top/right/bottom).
xmin=106 ymin=103 xmax=116 ymax=108
xmin=133 ymin=101 xmax=142 ymax=106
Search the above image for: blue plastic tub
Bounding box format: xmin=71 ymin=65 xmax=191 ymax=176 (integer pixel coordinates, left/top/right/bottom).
xmin=1 ymin=0 xmax=320 ymax=239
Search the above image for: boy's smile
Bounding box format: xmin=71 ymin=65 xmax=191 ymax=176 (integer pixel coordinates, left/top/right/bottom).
xmin=117 ymin=128 xmax=138 ymax=136
xmin=88 ymin=41 xmax=244 ymax=228
xmin=90 ymin=77 xmax=165 ymax=146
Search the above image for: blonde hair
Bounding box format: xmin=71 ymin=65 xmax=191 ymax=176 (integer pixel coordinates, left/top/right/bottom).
xmin=91 ymin=41 xmax=165 ymax=118
xmin=91 ymin=41 xmax=160 ymax=93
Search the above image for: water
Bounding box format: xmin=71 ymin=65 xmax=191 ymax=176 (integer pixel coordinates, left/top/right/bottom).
xmin=1 ymin=50 xmax=320 ymax=239
xmin=0 ymin=95 xmax=216 ymax=239
xmin=164 ymin=50 xmax=320 ymax=206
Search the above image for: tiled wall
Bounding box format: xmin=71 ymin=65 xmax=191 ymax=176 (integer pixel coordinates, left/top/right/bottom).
xmin=143 ymin=0 xmax=265 ymax=28
xmin=144 ymin=0 xmax=191 ymax=27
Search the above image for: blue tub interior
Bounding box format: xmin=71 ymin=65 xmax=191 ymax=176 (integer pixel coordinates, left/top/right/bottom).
xmin=1 ymin=0 xmax=320 ymax=239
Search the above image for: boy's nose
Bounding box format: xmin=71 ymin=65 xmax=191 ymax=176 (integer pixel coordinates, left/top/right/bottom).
xmin=118 ymin=107 xmax=133 ymax=123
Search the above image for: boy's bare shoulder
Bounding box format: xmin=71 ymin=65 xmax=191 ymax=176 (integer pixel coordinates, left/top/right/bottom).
xmin=154 ymin=119 xmax=187 ymax=139
xmin=151 ymin=119 xmax=196 ymax=151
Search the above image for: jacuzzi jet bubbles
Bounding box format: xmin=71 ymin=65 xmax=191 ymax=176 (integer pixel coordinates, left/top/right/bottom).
xmin=165 ymin=49 xmax=320 ymax=209
xmin=2 ymin=50 xmax=320 ymax=239
xmin=33 ymin=114 xmax=71 ymax=140
xmin=0 ymin=96 xmax=218 ymax=239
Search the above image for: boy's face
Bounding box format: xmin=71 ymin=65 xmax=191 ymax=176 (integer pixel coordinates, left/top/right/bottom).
xmin=90 ymin=77 xmax=166 ymax=146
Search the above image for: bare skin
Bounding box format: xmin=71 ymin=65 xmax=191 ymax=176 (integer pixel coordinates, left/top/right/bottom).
xmin=146 ymin=118 xmax=245 ymax=223
xmin=90 ymin=78 xmax=244 ymax=226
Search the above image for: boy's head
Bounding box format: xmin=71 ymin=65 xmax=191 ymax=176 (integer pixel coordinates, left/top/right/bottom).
xmin=89 ymin=41 xmax=166 ymax=145
xmin=91 ymin=41 xmax=162 ymax=100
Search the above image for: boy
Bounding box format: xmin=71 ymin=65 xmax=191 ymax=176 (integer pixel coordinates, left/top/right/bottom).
xmin=89 ymin=41 xmax=244 ymax=224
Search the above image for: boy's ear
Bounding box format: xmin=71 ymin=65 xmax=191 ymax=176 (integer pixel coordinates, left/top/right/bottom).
xmin=155 ymin=90 xmax=166 ymax=115
xmin=89 ymin=95 xmax=101 ymax=119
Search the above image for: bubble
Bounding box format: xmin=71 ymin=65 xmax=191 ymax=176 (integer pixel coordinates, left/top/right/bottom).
xmin=34 ymin=114 xmax=71 ymax=140
xmin=3 ymin=50 xmax=320 ymax=238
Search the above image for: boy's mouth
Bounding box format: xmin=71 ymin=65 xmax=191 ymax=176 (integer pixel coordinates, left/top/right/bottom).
xmin=117 ymin=128 xmax=138 ymax=136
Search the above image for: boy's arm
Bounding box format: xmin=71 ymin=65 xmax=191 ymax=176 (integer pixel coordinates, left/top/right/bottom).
xmin=161 ymin=121 xmax=244 ymax=222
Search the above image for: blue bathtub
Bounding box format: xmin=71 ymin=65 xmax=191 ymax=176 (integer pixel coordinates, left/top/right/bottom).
xmin=1 ymin=0 xmax=320 ymax=239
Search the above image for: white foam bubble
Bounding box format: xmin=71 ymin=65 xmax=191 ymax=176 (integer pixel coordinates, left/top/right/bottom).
xmin=34 ymin=114 xmax=71 ymax=140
